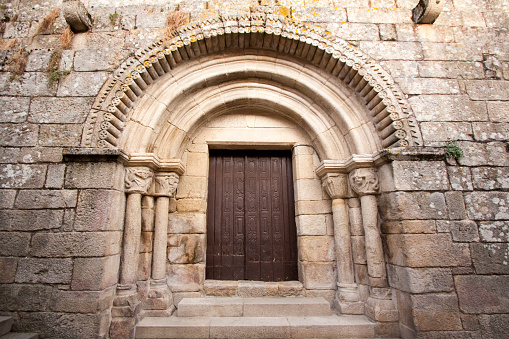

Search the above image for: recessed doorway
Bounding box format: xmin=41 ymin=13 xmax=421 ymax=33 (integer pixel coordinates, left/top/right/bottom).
xmin=206 ymin=150 xmax=298 ymax=281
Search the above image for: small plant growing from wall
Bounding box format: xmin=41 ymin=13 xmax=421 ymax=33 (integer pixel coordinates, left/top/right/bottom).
xmin=30 ymin=7 xmax=59 ymax=42
xmin=109 ymin=13 xmax=119 ymax=25
xmin=47 ymin=49 xmax=69 ymax=86
xmin=6 ymin=47 xmax=28 ymax=81
xmin=446 ymin=141 xmax=464 ymax=163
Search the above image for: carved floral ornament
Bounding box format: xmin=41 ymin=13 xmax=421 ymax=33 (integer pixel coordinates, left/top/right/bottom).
xmin=82 ymin=14 xmax=423 ymax=151
xmin=349 ymin=168 xmax=380 ymax=196
xmin=125 ymin=167 xmax=154 ymax=194
xmin=154 ymin=172 xmax=179 ymax=197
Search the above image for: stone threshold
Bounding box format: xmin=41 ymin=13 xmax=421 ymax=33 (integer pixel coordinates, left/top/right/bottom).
xmin=203 ymin=280 xmax=305 ymax=298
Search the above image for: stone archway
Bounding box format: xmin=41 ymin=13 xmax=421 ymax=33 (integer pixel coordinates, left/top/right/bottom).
xmin=80 ymin=13 xmax=420 ymax=338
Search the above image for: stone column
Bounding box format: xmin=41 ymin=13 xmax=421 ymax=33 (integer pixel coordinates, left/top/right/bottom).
xmin=143 ymin=172 xmax=179 ymax=316
xmin=349 ymin=168 xmax=397 ymax=323
xmin=322 ymin=173 xmax=363 ymax=314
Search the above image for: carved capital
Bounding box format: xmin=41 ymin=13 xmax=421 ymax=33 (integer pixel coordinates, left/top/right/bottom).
xmin=349 ymin=168 xmax=379 ymax=196
xmin=125 ymin=167 xmax=153 ymax=194
xmin=154 ymin=172 xmax=179 ymax=197
xmin=321 ymin=173 xmax=348 ymax=200
xmin=412 ymin=0 xmax=444 ymax=24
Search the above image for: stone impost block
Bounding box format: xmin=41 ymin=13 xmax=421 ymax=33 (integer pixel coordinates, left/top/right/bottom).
xmin=411 ymin=293 xmax=463 ymax=331
xmin=408 ymin=95 xmax=488 ymax=122
xmin=379 ymin=192 xmax=447 ymax=220
xmin=28 ymin=97 xmax=93 ymax=124
xmin=388 ymin=266 xmax=454 ymax=293
xmin=31 ymin=232 xmax=121 ymax=257
xmin=465 ymin=191 xmax=509 ymax=220
xmin=300 ymin=262 xmax=336 ymax=290
xmin=392 ymin=161 xmax=449 ymax=191
xmin=74 ymin=189 xmax=125 ymax=231
xmin=0 ymin=257 xmax=17 ymax=283
xmin=385 ymin=234 xmax=471 ymax=267
xmin=65 ymin=161 xmax=124 ymax=190
xmin=0 ymin=232 xmax=30 ymax=256
xmin=0 ymin=164 xmax=47 ymax=188
xmin=472 ymin=167 xmax=509 ymax=190
xmin=0 ymin=284 xmax=52 ymax=311
xmin=14 ymin=189 xmax=77 ymax=209
xmin=15 ymin=258 xmax=73 ymax=284
xmin=456 ymin=275 xmax=509 ymax=314
xmin=382 ymin=220 xmax=437 ymax=234
xmin=0 ymin=97 xmax=29 ymax=123
xmin=298 ymin=236 xmax=334 ymax=262
xmin=168 ymin=212 xmax=206 ymax=234
xmin=479 ymin=221 xmax=509 ymax=242
xmin=0 ymin=209 xmax=63 ymax=231
xmin=471 ymin=243 xmax=509 ymax=274
xmin=436 ymin=220 xmax=479 ymax=242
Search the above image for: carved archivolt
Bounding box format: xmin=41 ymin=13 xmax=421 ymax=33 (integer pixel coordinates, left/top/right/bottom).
xmin=82 ymin=13 xmax=423 ymax=151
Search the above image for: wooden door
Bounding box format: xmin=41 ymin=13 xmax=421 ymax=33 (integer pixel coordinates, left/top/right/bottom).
xmin=206 ymin=150 xmax=298 ymax=281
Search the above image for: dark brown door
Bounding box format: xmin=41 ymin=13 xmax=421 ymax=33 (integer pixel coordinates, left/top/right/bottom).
xmin=206 ymin=150 xmax=298 ymax=281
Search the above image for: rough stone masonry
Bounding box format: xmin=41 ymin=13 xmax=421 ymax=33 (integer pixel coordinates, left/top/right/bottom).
xmin=0 ymin=0 xmax=508 ymax=338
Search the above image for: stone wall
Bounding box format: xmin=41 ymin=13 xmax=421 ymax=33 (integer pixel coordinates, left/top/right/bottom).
xmin=0 ymin=0 xmax=508 ymax=338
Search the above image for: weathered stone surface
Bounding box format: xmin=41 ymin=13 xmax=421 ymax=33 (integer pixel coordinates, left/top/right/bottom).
xmin=17 ymin=311 xmax=110 ymax=339
xmin=473 ymin=122 xmax=509 ymax=141
xmin=359 ymin=41 xmax=422 ymax=60
xmin=445 ymin=191 xmax=467 ymax=220
xmin=45 ymin=164 xmax=65 ymax=189
xmin=471 ymin=243 xmax=509 ymax=274
xmin=347 ymin=8 xmax=412 ymax=23
xmin=168 ymin=212 xmax=206 ymax=234
xmin=28 ymin=97 xmax=93 ymax=124
xmin=0 ymin=189 xmax=16 ymax=208
xmin=479 ymin=221 xmax=509 ymax=242
xmin=382 ymin=220 xmax=436 ymax=234
xmin=421 ymin=122 xmax=473 ymax=145
xmin=175 ymin=176 xmax=207 ymax=199
xmin=176 ymin=198 xmax=207 ymax=213
xmin=466 ymin=80 xmax=509 ymax=100
xmin=204 ymin=280 xmax=238 ymax=297
xmin=31 ymin=232 xmax=122 ymax=257
xmin=456 ymin=275 xmax=509 ymax=314
xmin=409 ymin=95 xmax=488 ymax=122
xmin=0 ymin=209 xmax=64 ymax=231
xmin=327 ymin=22 xmax=379 ymax=41
xmin=488 ymin=102 xmax=509 ymax=122
xmin=14 ymin=189 xmax=77 ymax=209
xmin=396 ymin=77 xmax=460 ymax=95
xmin=385 ymin=234 xmax=471 ymax=267
xmin=74 ymin=48 xmax=122 ymax=72
xmin=168 ymin=234 xmax=206 ymax=264
xmin=294 ymin=179 xmax=324 ymax=201
xmin=0 ymin=232 xmax=30 ymax=256
xmin=15 ymin=258 xmax=73 ymax=284
xmin=457 ymin=141 xmax=509 ymax=167
xmin=51 ymin=288 xmax=114 ymax=313
xmin=379 ymin=60 xmax=419 ymax=78
xmin=39 ymin=124 xmax=82 ymax=147
xmin=300 ymin=262 xmax=335 ymax=289
xmin=71 ymin=255 xmax=120 ymax=291
xmin=472 ymin=167 xmax=509 ymax=190
xmin=461 ymin=314 xmax=480 ymax=331
xmin=392 ymin=161 xmax=449 ymax=191
xmin=296 ymin=214 xmax=328 ymax=235
xmin=0 ymin=123 xmax=38 ymax=147
xmin=411 ymin=293 xmax=463 ymax=331
xmin=298 ymin=236 xmax=334 ymax=262
xmin=379 ymin=23 xmax=397 ymax=41
xmin=74 ymin=189 xmax=125 ymax=231
xmin=397 ymin=24 xmax=454 ymax=42
xmin=421 ymin=42 xmax=483 ymax=61
xmin=167 ymin=263 xmax=204 ymax=292
xmin=65 ymin=161 xmax=124 ymax=190
xmin=465 ymin=191 xmax=509 ymax=220
xmin=56 ymin=72 xmax=108 ymax=97
xmin=388 ymin=266 xmax=454 ymax=293
xmin=350 ymin=235 xmax=366 ymax=264
xmin=418 ymin=61 xmax=485 ymax=79
xmin=0 ymin=284 xmax=52 ymax=311
xmin=379 ymin=192 xmax=447 ymax=220
xmin=19 ymin=147 xmax=63 ymax=163
xmin=0 ymin=73 xmax=56 ymax=96
xmin=25 ymin=49 xmax=52 ymax=72
xmin=295 ymin=200 xmax=331 ymax=215
xmin=437 ymin=220 xmax=479 ymax=242
xmin=0 ymin=97 xmax=29 ymax=123
xmin=448 ymin=167 xmax=473 ymax=191
xmin=0 ymin=257 xmax=17 ymax=283
xmin=478 ymin=314 xmax=509 ymax=339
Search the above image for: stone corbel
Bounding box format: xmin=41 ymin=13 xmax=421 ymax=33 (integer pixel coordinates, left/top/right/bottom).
xmin=412 ymin=0 xmax=444 ymax=24
xmin=62 ymin=0 xmax=93 ymax=33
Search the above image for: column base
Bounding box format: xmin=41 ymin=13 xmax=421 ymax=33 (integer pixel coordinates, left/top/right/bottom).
xmin=365 ymin=288 xmax=398 ymax=322
xmin=141 ymin=278 xmax=175 ymax=317
xmin=334 ymin=283 xmax=364 ymax=315
xmin=111 ymin=285 xmax=141 ymax=339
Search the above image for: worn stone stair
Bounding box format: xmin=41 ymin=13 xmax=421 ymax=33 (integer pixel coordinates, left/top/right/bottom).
xmin=0 ymin=316 xmax=38 ymax=339
xmin=135 ymin=297 xmax=376 ymax=338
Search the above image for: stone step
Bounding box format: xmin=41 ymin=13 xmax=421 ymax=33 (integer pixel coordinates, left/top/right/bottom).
xmin=0 ymin=317 xmax=13 ymax=337
xmin=0 ymin=333 xmax=39 ymax=339
xmin=177 ymin=297 xmax=332 ymax=317
xmin=135 ymin=314 xmax=376 ymax=339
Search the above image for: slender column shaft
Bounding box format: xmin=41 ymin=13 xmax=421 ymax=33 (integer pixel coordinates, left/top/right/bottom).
xmin=120 ymin=192 xmax=143 ymax=285
xmin=360 ymin=194 xmax=387 ymax=286
xmin=152 ymin=196 xmax=170 ymax=280
xmin=332 ymin=198 xmax=355 ymax=284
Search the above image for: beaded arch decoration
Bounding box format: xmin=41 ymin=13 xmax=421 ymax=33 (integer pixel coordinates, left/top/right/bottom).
xmin=82 ymin=13 xmax=423 ymax=149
